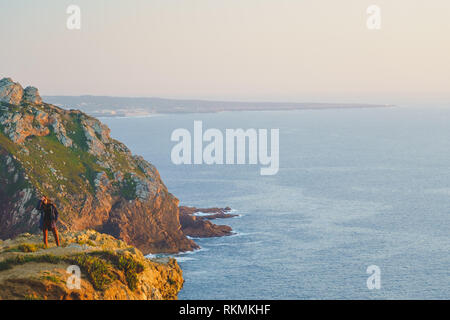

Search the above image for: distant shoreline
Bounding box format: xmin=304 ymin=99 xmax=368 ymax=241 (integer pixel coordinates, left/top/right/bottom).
xmin=96 ymin=104 xmax=395 ymax=118
xmin=43 ymin=95 xmax=395 ymax=118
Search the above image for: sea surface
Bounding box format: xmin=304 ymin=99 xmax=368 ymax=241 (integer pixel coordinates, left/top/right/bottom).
xmin=102 ymin=106 xmax=450 ymax=299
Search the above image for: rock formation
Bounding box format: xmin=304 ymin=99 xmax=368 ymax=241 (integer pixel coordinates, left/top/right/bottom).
xmin=0 ymin=78 xmax=24 ymax=105
xmin=0 ymin=77 xmax=198 ymax=254
xmin=23 ymin=86 xmax=43 ymax=105
xmin=179 ymin=206 xmax=236 ymax=238
xmin=0 ymin=230 xmax=183 ymax=300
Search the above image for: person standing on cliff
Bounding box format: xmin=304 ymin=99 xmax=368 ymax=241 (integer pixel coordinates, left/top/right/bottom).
xmin=36 ymin=196 xmax=60 ymax=248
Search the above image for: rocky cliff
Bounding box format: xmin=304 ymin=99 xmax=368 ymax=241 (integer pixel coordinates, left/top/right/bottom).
xmin=0 ymin=77 xmax=198 ymax=254
xmin=179 ymin=206 xmax=237 ymax=238
xmin=0 ymin=230 xmax=183 ymax=300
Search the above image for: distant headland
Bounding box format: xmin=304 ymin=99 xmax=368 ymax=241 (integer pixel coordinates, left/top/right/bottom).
xmin=43 ymin=95 xmax=394 ymax=118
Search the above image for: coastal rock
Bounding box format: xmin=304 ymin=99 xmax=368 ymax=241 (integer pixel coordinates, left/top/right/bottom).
xmin=0 ymin=78 xmax=23 ymax=105
xmin=49 ymin=113 xmax=73 ymax=147
xmin=179 ymin=206 xmax=235 ymax=238
xmin=0 ymin=110 xmax=51 ymax=144
xmin=82 ymin=121 xmax=107 ymax=157
xmin=23 ymin=86 xmax=43 ymax=105
xmin=179 ymin=206 xmax=237 ymax=220
xmin=0 ymin=230 xmax=183 ymax=300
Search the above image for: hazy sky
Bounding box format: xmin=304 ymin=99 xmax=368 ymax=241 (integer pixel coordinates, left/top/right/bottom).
xmin=0 ymin=0 xmax=449 ymax=104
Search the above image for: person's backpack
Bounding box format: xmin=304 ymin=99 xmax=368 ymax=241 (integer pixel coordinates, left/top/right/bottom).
xmin=43 ymin=204 xmax=55 ymax=222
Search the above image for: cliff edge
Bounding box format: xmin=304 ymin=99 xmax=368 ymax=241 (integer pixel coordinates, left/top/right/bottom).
xmin=0 ymin=230 xmax=183 ymax=300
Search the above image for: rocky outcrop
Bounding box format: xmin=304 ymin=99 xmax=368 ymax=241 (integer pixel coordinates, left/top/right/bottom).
xmin=0 ymin=107 xmax=51 ymax=144
xmin=0 ymin=78 xmax=197 ymax=254
xmin=180 ymin=206 xmax=237 ymax=220
xmin=0 ymin=78 xmax=42 ymax=106
xmin=179 ymin=206 xmax=236 ymax=238
xmin=23 ymin=87 xmax=43 ymax=105
xmin=0 ymin=78 xmax=24 ymax=105
xmin=0 ymin=230 xmax=183 ymax=300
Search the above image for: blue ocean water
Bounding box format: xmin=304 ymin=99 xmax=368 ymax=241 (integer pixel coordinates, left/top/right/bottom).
xmin=102 ymin=106 xmax=450 ymax=299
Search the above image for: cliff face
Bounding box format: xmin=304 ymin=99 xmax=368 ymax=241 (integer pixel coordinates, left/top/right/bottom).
xmin=0 ymin=230 xmax=183 ymax=300
xmin=0 ymin=78 xmax=198 ymax=254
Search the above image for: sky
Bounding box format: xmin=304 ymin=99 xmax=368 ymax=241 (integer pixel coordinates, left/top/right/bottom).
xmin=0 ymin=0 xmax=449 ymax=105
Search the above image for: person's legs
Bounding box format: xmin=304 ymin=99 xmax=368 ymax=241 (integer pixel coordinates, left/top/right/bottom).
xmin=43 ymin=229 xmax=48 ymax=247
xmin=51 ymin=227 xmax=60 ymax=246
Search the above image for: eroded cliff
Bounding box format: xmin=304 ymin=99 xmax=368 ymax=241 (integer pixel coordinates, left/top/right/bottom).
xmin=0 ymin=78 xmax=198 ymax=254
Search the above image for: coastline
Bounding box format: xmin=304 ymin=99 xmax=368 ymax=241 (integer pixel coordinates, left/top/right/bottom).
xmin=43 ymin=95 xmax=395 ymax=119
xmin=80 ymin=105 xmax=397 ymax=119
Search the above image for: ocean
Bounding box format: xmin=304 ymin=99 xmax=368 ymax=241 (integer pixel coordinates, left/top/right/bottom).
xmin=101 ymin=106 xmax=450 ymax=299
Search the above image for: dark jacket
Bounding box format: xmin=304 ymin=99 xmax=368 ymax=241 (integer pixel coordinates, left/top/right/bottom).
xmin=36 ymin=200 xmax=59 ymax=230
